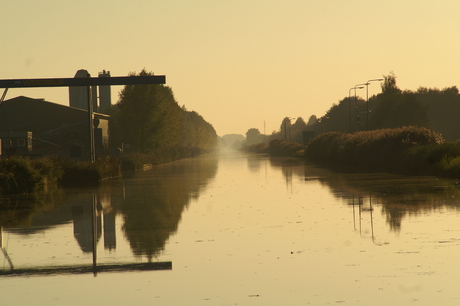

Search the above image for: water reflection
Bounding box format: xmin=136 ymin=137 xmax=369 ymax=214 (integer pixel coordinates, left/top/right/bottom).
xmin=118 ymin=155 xmax=218 ymax=260
xmin=0 ymin=155 xmax=218 ymax=276
xmin=317 ymin=172 xmax=460 ymax=232
xmin=269 ymin=158 xmax=460 ymax=234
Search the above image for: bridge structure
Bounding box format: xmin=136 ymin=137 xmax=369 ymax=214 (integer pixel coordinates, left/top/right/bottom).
xmin=0 ymin=74 xmax=166 ymax=161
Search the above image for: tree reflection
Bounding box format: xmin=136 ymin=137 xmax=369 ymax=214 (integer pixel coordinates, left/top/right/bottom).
xmin=0 ymin=188 xmax=66 ymax=228
xmin=303 ymin=168 xmax=460 ymax=232
xmin=268 ymin=158 xmax=460 ymax=233
xmin=119 ymin=156 xmax=218 ymax=261
xmin=0 ymin=156 xmax=217 ymax=274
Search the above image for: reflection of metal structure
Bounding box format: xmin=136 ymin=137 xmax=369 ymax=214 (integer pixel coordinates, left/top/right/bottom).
xmin=0 ymin=227 xmax=14 ymax=269
xmin=350 ymin=195 xmax=382 ymax=246
xmin=0 ymin=262 xmax=172 ymax=276
xmin=0 ymin=193 xmax=172 ymax=277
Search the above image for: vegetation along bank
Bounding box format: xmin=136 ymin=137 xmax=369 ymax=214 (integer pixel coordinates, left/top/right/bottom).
xmin=304 ymin=126 xmax=460 ymax=178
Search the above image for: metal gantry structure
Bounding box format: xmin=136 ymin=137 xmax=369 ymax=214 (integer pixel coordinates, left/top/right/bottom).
xmin=0 ymin=74 xmax=166 ymax=161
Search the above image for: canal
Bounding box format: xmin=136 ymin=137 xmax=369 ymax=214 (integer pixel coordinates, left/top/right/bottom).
xmin=2 ymin=150 xmax=460 ymax=305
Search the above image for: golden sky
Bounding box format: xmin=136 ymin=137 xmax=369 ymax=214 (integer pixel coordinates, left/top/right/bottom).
xmin=2 ymin=0 xmax=460 ymax=135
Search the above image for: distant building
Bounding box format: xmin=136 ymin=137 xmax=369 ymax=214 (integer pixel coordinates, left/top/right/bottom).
xmin=0 ymin=96 xmax=109 ymax=158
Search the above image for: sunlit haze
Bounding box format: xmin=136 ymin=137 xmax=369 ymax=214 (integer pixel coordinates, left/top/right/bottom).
xmin=3 ymin=1 xmax=459 ymax=136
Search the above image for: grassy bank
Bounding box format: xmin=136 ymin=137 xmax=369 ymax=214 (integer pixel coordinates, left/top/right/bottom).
xmin=0 ymin=156 xmax=120 ymax=194
xmin=0 ymin=145 xmax=213 ymax=195
xmin=304 ymin=126 xmax=460 ymax=178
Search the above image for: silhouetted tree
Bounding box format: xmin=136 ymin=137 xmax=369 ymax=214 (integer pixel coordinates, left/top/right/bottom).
xmin=245 ymin=128 xmax=263 ymax=145
xmin=416 ymin=86 xmax=460 ymax=141
xmin=114 ymin=69 xmax=182 ymax=152
xmin=110 ymin=69 xmax=217 ymax=153
xmin=370 ymin=74 xmax=429 ymax=129
xmin=290 ymin=117 xmax=308 ymax=143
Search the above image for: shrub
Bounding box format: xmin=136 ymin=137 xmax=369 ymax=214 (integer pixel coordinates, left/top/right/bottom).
xmin=244 ymin=142 xmax=269 ymax=154
xmin=60 ymin=160 xmax=101 ymax=185
xmin=269 ymin=139 xmax=306 ymax=157
xmin=306 ymin=126 xmax=445 ymax=172
xmin=0 ymin=157 xmax=43 ymax=194
xmin=31 ymin=156 xmax=64 ymax=185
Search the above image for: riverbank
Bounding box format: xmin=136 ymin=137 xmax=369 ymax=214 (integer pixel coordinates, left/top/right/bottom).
xmin=244 ymin=126 xmax=460 ymax=179
xmin=305 ymin=126 xmax=460 ymax=179
xmin=0 ymin=146 xmax=212 ymax=195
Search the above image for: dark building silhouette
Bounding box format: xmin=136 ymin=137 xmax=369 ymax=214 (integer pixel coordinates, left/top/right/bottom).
xmin=0 ymin=96 xmax=109 ymax=158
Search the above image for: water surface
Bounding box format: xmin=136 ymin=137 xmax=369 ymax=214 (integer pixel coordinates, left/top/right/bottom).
xmin=2 ymin=150 xmax=460 ymax=305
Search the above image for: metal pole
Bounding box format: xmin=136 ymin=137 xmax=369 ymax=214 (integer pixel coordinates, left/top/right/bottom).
xmin=365 ymin=79 xmax=384 ymax=130
xmin=366 ymin=82 xmax=369 ymax=130
xmin=349 ymin=86 xmax=365 ymax=133
xmin=87 ymin=84 xmax=95 ymax=162
xmin=349 ymin=88 xmax=353 ymax=133
xmin=92 ymin=193 xmax=98 ymax=275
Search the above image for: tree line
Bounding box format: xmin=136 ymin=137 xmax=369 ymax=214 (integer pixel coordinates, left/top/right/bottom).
xmin=241 ymin=116 xmax=316 ymax=148
xmin=109 ymin=69 xmax=217 ymax=154
xmin=312 ymin=73 xmax=460 ymax=141
xmin=242 ymin=72 xmax=460 ymax=146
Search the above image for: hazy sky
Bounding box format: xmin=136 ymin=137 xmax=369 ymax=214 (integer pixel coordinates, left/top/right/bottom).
xmin=2 ymin=1 xmax=460 ymax=136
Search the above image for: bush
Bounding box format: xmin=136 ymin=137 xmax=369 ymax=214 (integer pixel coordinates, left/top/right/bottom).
xmin=306 ymin=126 xmax=445 ymax=173
xmin=402 ymin=142 xmax=460 ymax=176
xmin=269 ymin=139 xmax=306 ymax=157
xmin=243 ymin=142 xmax=269 ymax=154
xmin=59 ymin=160 xmax=101 ymax=185
xmin=31 ymin=156 xmax=64 ymax=185
xmin=0 ymin=157 xmax=43 ymax=194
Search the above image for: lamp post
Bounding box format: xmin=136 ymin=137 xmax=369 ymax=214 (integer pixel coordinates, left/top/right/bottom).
xmin=349 ymin=86 xmax=365 ymax=133
xmin=365 ymin=78 xmax=384 ymax=129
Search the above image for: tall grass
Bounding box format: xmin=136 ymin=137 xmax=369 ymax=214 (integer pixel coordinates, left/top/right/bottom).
xmin=58 ymin=155 xmax=121 ymax=185
xmin=305 ymin=126 xmax=446 ymax=173
xmin=402 ymin=142 xmax=460 ymax=177
xmin=0 ymin=157 xmax=43 ymax=194
xmin=0 ymin=155 xmax=121 ymax=194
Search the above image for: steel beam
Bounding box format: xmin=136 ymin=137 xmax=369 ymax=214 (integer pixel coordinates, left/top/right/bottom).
xmin=0 ymin=75 xmax=166 ymax=88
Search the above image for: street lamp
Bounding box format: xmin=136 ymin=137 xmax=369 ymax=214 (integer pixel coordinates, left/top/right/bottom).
xmin=349 ymin=85 xmax=365 ymax=133
xmin=365 ymin=78 xmax=384 ymax=129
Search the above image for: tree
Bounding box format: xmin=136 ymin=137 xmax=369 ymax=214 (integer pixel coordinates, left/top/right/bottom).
xmin=114 ymin=69 xmax=182 ymax=152
xmin=381 ymin=72 xmax=401 ymax=96
xmin=245 ymin=128 xmax=263 ymax=145
xmin=370 ymin=74 xmax=429 ymax=130
xmin=290 ymin=117 xmax=308 ymax=144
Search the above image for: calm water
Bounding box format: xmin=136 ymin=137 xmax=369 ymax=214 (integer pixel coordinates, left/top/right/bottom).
xmin=2 ymin=150 xmax=460 ymax=305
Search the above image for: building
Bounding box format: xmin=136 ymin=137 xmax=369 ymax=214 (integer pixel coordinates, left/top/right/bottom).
xmin=68 ymin=69 xmax=91 ymax=111
xmin=0 ymin=96 xmax=109 ymax=158
xmin=98 ymin=70 xmax=112 ymax=114
xmin=69 ymin=69 xmax=112 ymax=114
